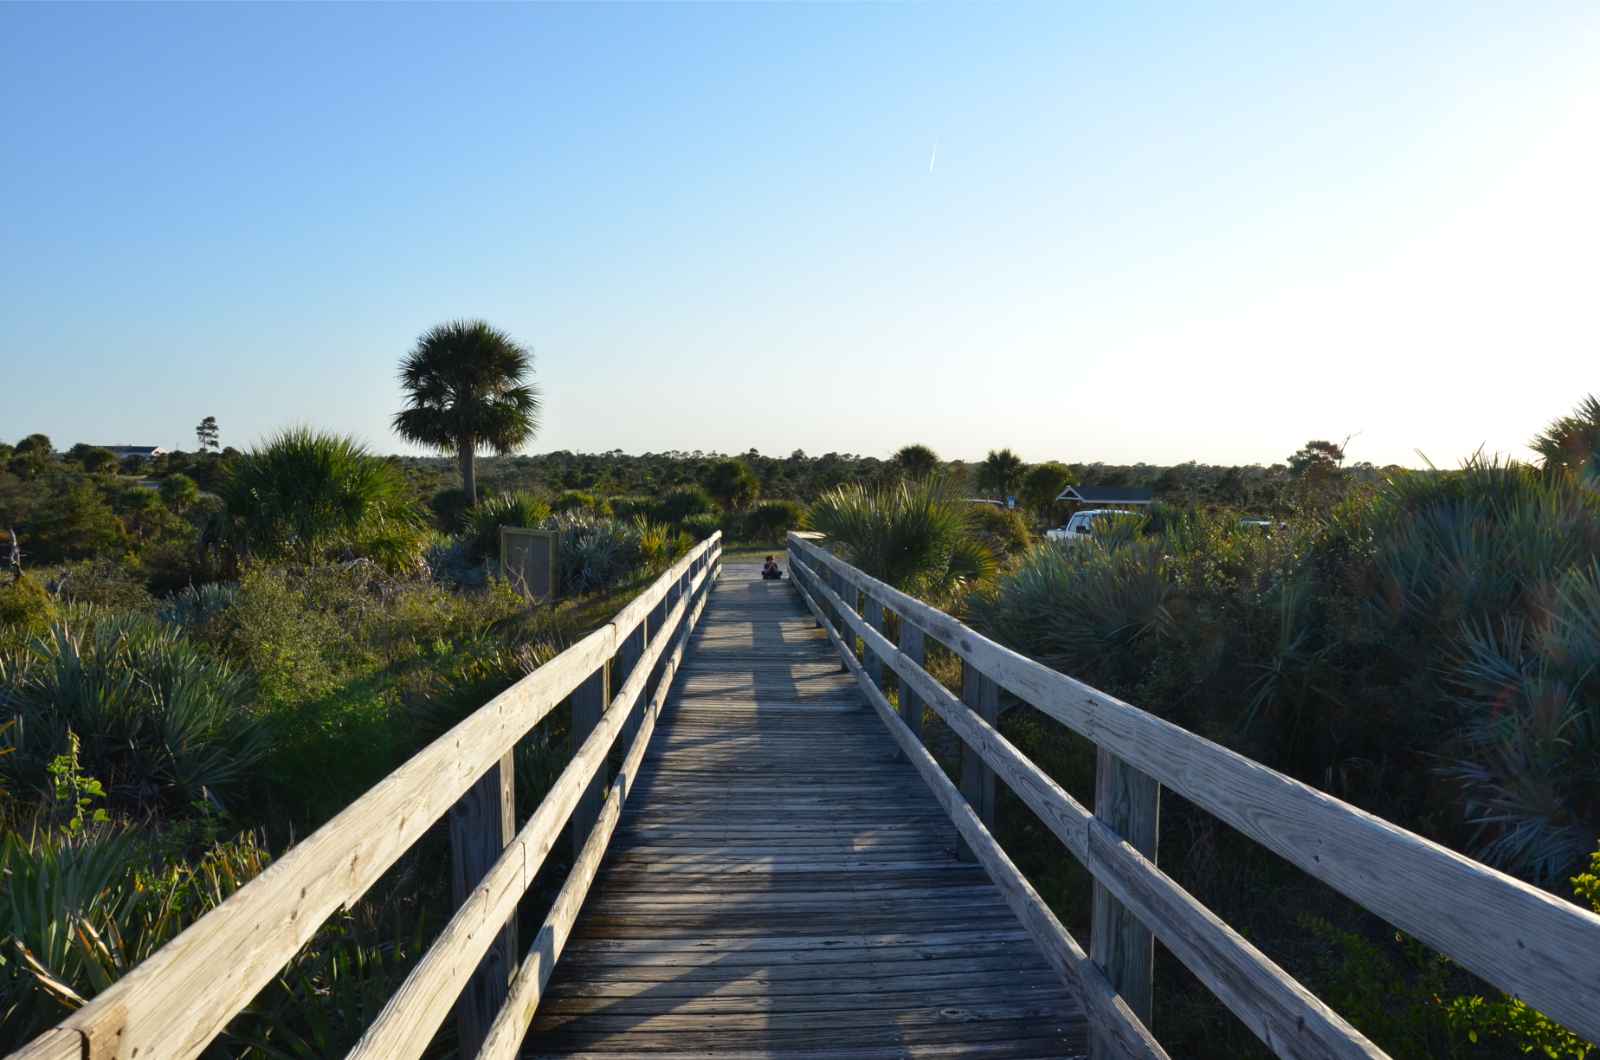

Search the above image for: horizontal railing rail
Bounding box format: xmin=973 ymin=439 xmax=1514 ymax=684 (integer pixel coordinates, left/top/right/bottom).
xmin=13 ymin=533 xmax=722 ymax=1060
xmin=785 ymin=530 xmax=1600 ymax=1060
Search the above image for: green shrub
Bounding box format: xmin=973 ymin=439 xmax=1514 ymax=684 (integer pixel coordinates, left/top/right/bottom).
xmin=0 ymin=615 xmax=267 ymax=817
xmin=21 ymin=478 xmax=128 ymax=564
xmin=741 ymin=500 xmax=803 ymax=543
xmin=606 ymin=495 xmax=655 ymax=520
xmin=43 ymin=558 xmax=155 ymax=612
xmin=0 ymin=575 xmax=56 ymax=648
xmin=967 ymin=504 xmax=1032 ymax=559
xmin=653 ymin=484 xmax=713 ymax=524
xmin=0 ymin=825 xmax=274 ymax=1044
xmin=428 ymin=486 xmax=471 ymax=532
xmin=807 ymin=477 xmax=995 ymax=599
xmin=158 ymin=473 xmax=199 ymax=513
xmin=704 ymin=460 xmax=759 ymax=511
xmin=467 ymin=492 xmax=552 ymax=561
xmin=217 ymin=428 xmax=420 ymax=565
xmin=553 ymin=489 xmax=603 ymax=514
xmin=680 ymin=512 xmax=721 ymax=542
xmin=545 ymin=512 xmax=646 ymax=594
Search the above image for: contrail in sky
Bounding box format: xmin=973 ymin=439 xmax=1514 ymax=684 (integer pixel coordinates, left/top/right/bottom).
xmin=929 ymin=141 xmax=938 ymax=174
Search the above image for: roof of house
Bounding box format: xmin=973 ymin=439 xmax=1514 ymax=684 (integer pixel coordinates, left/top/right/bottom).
xmin=1054 ymin=485 xmax=1154 ymax=504
xmin=102 ymin=446 xmax=166 ymax=458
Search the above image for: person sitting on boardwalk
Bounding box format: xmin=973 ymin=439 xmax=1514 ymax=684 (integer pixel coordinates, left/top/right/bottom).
xmin=761 ymin=555 xmax=784 ymax=580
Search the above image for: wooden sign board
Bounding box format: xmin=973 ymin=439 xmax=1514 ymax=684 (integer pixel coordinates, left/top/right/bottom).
xmin=500 ymin=527 xmax=557 ymax=601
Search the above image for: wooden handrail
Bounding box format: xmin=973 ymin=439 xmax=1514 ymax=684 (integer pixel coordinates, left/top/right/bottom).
xmin=11 ymin=533 xmax=722 ymax=1060
xmin=786 ymin=531 xmax=1600 ymax=1059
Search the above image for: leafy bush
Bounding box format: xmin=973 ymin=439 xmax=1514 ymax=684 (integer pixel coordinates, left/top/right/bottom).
xmin=807 ymin=478 xmax=995 ymax=599
xmin=43 ymin=558 xmax=156 ymax=612
xmin=653 ymin=484 xmax=714 ymax=524
xmin=158 ymin=582 xmax=240 ymax=632
xmin=158 ymin=473 xmax=199 ymax=513
xmin=975 ymin=459 xmax=1600 ymax=884
xmin=553 ymin=489 xmax=602 ymax=514
xmin=741 ymin=500 xmax=803 ymax=543
xmin=605 ymin=495 xmax=655 ymax=520
xmin=466 ymin=491 xmax=552 ymax=561
xmin=0 ymin=575 xmax=56 ymax=649
xmin=967 ymin=504 xmax=1031 ymax=559
xmin=544 ymin=512 xmax=647 ymax=595
xmin=1 ymin=616 xmax=267 ymax=817
xmin=217 ymin=428 xmax=421 ymax=566
xmin=427 ymin=486 xmax=472 ymax=532
xmin=704 ymin=459 xmax=759 ymax=511
xmin=680 ymin=512 xmax=721 ymax=542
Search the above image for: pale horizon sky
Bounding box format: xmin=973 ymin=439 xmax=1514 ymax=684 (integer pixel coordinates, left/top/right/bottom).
xmin=2 ymin=2 xmax=1596 ymax=469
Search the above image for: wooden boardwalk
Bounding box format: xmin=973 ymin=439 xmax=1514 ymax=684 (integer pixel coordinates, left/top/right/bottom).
xmin=529 ymin=562 xmax=1088 ymax=1058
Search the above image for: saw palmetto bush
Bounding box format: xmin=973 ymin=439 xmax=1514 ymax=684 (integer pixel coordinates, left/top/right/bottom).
xmin=1 ymin=615 xmax=267 ymax=818
xmin=974 ymin=458 xmax=1600 ymax=886
xmin=805 ymin=477 xmax=996 ymax=601
xmin=465 ymin=491 xmax=553 ymax=562
xmin=216 ymin=428 xmax=424 ymax=571
xmin=0 ymin=826 xmax=271 ymax=1043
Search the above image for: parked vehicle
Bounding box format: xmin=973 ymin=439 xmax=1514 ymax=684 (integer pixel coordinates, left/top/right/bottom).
xmin=1045 ymin=508 xmax=1137 ymax=544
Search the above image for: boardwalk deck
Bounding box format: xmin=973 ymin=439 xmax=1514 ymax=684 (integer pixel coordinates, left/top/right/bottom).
xmin=529 ymin=562 xmax=1088 ymax=1058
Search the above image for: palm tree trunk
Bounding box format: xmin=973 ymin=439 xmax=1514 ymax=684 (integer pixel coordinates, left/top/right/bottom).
xmin=459 ymin=442 xmax=478 ymax=506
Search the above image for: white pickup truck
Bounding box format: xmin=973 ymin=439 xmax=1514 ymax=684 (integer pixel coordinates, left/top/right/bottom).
xmin=1045 ymin=509 xmax=1138 ymax=544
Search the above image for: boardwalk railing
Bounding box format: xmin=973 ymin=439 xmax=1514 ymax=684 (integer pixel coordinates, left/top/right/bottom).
xmin=786 ymin=530 xmax=1600 ymax=1060
xmin=14 ymin=533 xmax=722 ymax=1060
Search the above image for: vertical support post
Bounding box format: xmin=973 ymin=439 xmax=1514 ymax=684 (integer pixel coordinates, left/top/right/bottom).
xmin=956 ymin=659 xmax=999 ymax=862
xmin=863 ymin=596 xmax=886 ymax=690
xmin=647 ymin=589 xmax=670 ymax=699
xmin=616 ymin=616 xmax=647 ymax=753
xmin=898 ymin=621 xmax=925 ymax=754
xmin=795 ymin=541 xmax=821 ymax=627
xmin=1089 ymin=747 xmax=1160 ymax=1055
xmin=449 ymin=751 xmax=516 ymax=1057
xmin=570 ymin=663 xmax=609 ymax=861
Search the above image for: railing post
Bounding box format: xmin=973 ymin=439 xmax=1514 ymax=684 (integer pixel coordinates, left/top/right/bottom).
xmin=863 ymin=595 xmax=886 ymax=691
xmin=794 ymin=540 xmax=820 ymax=627
xmin=1089 ymin=747 xmax=1160 ymax=1055
xmin=897 ymin=620 xmax=925 ymax=753
xmin=616 ymin=615 xmax=647 ymax=753
xmin=956 ymin=659 xmax=999 ymax=862
xmin=570 ymin=663 xmax=609 ymax=860
xmin=448 ymin=751 xmax=516 ymax=1057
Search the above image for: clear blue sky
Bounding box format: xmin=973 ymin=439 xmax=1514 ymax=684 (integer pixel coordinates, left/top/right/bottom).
xmin=3 ymin=2 xmax=1596 ymax=467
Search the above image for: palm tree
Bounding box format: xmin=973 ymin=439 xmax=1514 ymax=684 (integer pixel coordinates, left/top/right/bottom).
xmin=892 ymin=444 xmax=940 ymax=479
xmin=977 ymin=448 xmax=1025 ymax=501
xmin=1532 ymin=395 xmax=1600 ymax=481
xmin=393 ymin=320 xmax=541 ymax=506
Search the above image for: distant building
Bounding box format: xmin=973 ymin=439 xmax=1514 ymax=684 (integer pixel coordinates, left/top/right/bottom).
xmin=1053 ymin=485 xmax=1154 ymax=507
xmin=102 ymin=446 xmax=167 ymax=463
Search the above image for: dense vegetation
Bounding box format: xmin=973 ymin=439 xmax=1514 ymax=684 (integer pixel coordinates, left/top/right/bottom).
xmin=2 ymin=388 xmax=1598 ymax=1057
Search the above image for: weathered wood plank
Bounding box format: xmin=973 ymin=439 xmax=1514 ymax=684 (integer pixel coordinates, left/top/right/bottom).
xmin=530 ymin=562 xmax=1083 ymax=1058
